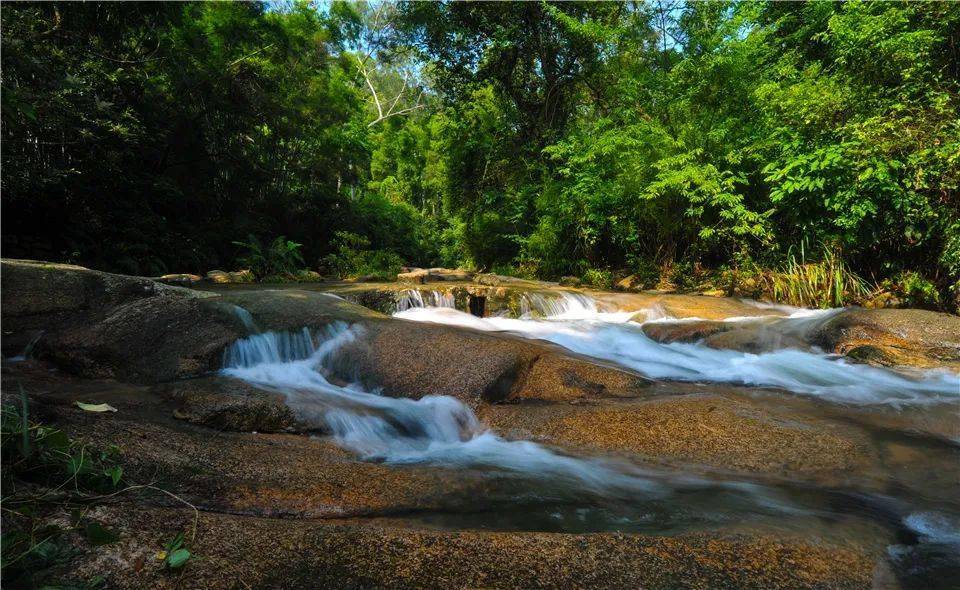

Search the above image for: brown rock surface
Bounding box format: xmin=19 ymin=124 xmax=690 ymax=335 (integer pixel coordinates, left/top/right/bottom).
xmin=479 ymin=392 xmax=880 ymax=484
xmin=810 ymin=308 xmax=960 ymax=369
xmin=63 ymin=505 xmax=880 ymax=590
xmin=158 ymin=376 xmax=301 ymax=433
xmin=329 ymin=318 xmax=651 ymax=404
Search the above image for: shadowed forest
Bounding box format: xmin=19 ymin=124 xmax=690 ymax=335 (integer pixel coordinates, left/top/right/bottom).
xmin=3 ymin=1 xmax=959 ymax=309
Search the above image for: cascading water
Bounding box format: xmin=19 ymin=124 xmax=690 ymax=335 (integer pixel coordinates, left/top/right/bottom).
xmin=219 ymin=323 xmax=959 ymax=580
xmin=396 ymin=289 xmax=456 ymax=312
xmin=220 ymin=325 xmax=815 ymax=509
xmin=395 ymin=292 xmax=960 ymax=405
xmin=221 ymin=324 xmax=661 ymax=493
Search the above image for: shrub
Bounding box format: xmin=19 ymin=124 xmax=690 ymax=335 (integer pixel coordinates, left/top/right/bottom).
xmin=320 ymin=231 xmax=404 ymax=281
xmin=232 ymin=235 xmax=305 ymax=278
xmin=581 ymin=268 xmax=614 ymax=289
xmin=764 ymin=244 xmax=871 ymax=308
xmin=887 ymin=271 xmax=942 ymax=310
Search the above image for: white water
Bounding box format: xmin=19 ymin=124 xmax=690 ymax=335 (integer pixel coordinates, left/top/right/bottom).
xmin=395 ymin=293 xmax=960 ymax=405
xmin=219 ymin=325 xmax=791 ymax=503
xmin=396 ymin=289 xmax=456 ymax=312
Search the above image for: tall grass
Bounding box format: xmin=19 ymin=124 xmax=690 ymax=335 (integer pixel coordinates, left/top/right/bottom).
xmin=764 ymin=243 xmax=871 ymax=308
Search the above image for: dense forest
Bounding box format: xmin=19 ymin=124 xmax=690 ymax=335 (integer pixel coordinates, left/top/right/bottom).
xmin=3 ymin=1 xmax=959 ymax=308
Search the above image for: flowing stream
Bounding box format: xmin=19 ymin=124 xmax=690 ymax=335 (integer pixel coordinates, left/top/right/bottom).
xmin=221 ymin=293 xmax=960 ymax=587
xmin=395 ymin=292 xmax=960 ymax=405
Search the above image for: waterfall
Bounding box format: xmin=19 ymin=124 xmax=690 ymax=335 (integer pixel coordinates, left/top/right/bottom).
xmin=232 ymin=304 xmax=259 ymax=334
xmin=520 ymin=292 xmax=598 ymax=318
xmin=396 ymin=289 xmax=456 ymax=312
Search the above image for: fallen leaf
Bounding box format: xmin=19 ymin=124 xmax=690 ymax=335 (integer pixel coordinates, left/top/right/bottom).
xmin=75 ymin=402 xmax=118 ymax=413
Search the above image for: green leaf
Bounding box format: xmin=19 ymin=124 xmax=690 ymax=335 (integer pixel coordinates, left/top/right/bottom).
xmin=83 ymin=521 xmax=119 ymax=546
xmin=75 ymin=402 xmax=118 ymax=413
xmin=166 ymin=548 xmax=191 ymax=569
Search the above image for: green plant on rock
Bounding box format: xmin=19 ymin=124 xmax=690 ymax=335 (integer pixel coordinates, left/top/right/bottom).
xmin=764 ymin=243 xmax=871 ymax=308
xmin=886 ymin=271 xmax=942 ymax=310
xmin=581 ymin=269 xmax=614 ymax=289
xmin=232 ymin=235 xmax=306 ymax=279
xmin=160 ymin=532 xmax=191 ymax=569
xmin=1 ymin=388 xmax=125 ymax=587
xmin=321 ymin=231 xmax=404 ymax=281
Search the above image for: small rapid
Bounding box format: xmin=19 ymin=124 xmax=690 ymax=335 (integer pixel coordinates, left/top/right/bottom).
xmin=218 ymin=322 xmax=959 ymax=583
xmin=220 ymin=326 xmax=807 ymax=508
xmin=396 ymin=289 xmax=456 ymax=312
xmin=395 ymin=293 xmax=960 ymax=405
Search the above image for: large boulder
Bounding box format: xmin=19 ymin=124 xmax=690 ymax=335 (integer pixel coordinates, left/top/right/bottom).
xmin=327 ymin=318 xmax=651 ymax=404
xmin=39 ymin=295 xmax=244 ymax=382
xmin=809 ymin=308 xmax=960 ymax=369
xmin=397 ymin=268 xmax=428 ymax=284
xmin=2 ymin=259 xmax=199 ymax=333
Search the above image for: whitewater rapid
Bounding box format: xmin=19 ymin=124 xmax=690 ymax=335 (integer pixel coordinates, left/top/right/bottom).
xmin=393 ymin=292 xmax=960 ymax=405
xmin=219 ymin=325 xmax=808 ymax=512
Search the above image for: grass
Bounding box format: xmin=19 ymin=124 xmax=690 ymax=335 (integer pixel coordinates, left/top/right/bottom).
xmin=1 ymin=386 xmax=196 ymax=586
xmin=763 ymin=244 xmax=872 ymax=308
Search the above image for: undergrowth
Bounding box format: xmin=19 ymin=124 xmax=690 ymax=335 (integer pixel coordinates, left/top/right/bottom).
xmin=1 ymin=387 xmax=196 ymax=587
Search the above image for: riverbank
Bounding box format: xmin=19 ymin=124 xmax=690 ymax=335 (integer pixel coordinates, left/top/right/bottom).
xmin=2 ymin=259 xmax=958 ymax=589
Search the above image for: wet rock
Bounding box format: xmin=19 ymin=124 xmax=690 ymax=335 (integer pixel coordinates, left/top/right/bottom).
xmin=38 ymin=296 xmax=243 ymax=382
xmin=703 ymin=328 xmax=807 ymax=354
xmin=426 ymin=267 xmax=474 ymax=281
xmin=398 ymin=268 xmax=428 ymax=284
xmin=206 ymin=269 xmax=255 ymax=284
xmin=642 ymin=318 xmax=808 ymax=353
xmin=810 ymin=308 xmax=960 ymax=369
xmin=39 ymin=389 xmax=488 ymax=519
xmin=479 ymin=392 xmax=879 ymax=483
xmin=1 ymin=259 xmax=202 ymax=333
xmin=158 ymin=376 xmax=301 ymax=433
xmin=651 ymin=295 xmax=786 ymax=321
xmin=558 ymin=276 xmax=582 ymax=287
xmin=218 ymin=289 xmax=380 ymax=331
xmin=641 ymin=320 xmax=733 ymax=343
xmin=328 ymin=319 xmax=651 ymax=404
xmin=156 ymin=273 xmax=203 ymax=286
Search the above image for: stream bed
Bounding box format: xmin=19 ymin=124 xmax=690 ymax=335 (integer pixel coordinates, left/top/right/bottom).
xmin=219 ymin=290 xmax=960 ymax=589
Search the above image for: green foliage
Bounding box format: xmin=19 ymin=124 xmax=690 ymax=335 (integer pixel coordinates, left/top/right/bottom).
xmin=321 ymin=231 xmax=404 ymax=281
xmin=581 ymin=269 xmax=614 ymax=290
xmin=162 ymin=533 xmax=191 ymax=569
xmin=2 ymin=1 xmax=957 ymax=308
xmin=764 ymin=244 xmax=871 ymax=308
xmin=885 ymin=271 xmax=943 ymax=310
xmin=1 ymin=389 xmax=125 ymax=587
xmin=2 ymin=391 xmax=124 ymax=493
xmin=232 ymin=235 xmax=305 ymax=279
